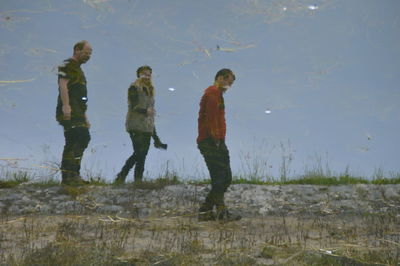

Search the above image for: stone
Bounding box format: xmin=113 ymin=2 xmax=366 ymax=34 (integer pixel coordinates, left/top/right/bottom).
xmin=383 ymin=186 xmax=399 ymax=200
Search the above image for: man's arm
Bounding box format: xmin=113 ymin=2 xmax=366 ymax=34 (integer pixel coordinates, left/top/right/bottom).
xmin=58 ymin=77 xmax=71 ymax=120
xmin=205 ymin=93 xmax=221 ymax=146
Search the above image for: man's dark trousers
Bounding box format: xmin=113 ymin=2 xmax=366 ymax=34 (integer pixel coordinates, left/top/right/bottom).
xmin=198 ymin=138 xmax=232 ymax=211
xmin=61 ymin=123 xmax=90 ymax=181
xmin=118 ymin=131 xmax=151 ymax=181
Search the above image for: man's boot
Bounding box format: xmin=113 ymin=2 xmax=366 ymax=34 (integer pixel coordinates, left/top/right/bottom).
xmin=62 ymin=171 xmax=89 ymax=186
xmin=198 ymin=209 xmax=215 ymax=221
xmin=216 ymin=204 xmax=241 ymax=222
xmin=198 ymin=202 xmax=215 ymax=221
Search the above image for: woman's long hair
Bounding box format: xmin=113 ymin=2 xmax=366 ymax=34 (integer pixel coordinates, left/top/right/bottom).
xmin=133 ymin=77 xmax=154 ymax=97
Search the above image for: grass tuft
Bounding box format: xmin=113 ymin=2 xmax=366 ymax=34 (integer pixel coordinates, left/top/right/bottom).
xmin=283 ymin=174 xmax=369 ymax=185
xmin=371 ymin=177 xmax=400 ymax=185
xmin=0 ymin=170 xmax=30 ymax=188
xmin=129 ymin=175 xmax=182 ymax=190
xmin=2 ymin=167 xmax=400 ymax=188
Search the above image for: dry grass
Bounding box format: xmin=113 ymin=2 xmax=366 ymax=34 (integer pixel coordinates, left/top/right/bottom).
xmin=1 ymin=210 xmax=399 ymax=265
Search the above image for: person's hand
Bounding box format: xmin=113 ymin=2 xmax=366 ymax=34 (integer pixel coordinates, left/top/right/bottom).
xmin=62 ymin=105 xmax=71 ymax=120
xmin=154 ymin=139 xmax=168 ymax=150
xmin=85 ymin=116 xmax=91 ymax=128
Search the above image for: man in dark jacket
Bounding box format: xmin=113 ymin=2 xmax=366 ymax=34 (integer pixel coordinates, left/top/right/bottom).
xmin=56 ymin=40 xmax=92 ymax=185
xmin=197 ymin=68 xmax=241 ymax=222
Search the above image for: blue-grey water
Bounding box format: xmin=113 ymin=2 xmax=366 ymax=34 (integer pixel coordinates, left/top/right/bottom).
xmin=1 ymin=0 xmax=399 ymax=181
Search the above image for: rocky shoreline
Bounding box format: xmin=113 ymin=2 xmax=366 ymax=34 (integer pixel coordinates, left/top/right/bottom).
xmin=1 ymin=183 xmax=399 ymax=217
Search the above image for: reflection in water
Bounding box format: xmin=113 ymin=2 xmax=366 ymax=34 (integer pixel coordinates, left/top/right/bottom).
xmin=0 ymin=78 xmax=35 ymax=84
xmin=0 ymin=0 xmax=399 ymax=180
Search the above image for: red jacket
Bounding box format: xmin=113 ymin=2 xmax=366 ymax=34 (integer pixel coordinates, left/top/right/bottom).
xmin=197 ymin=85 xmax=226 ymax=143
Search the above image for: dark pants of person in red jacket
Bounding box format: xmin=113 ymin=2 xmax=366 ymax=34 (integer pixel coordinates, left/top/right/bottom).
xmin=198 ymin=137 xmax=232 ymax=212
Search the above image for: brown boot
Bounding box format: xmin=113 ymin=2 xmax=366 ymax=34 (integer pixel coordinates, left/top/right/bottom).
xmin=62 ymin=173 xmax=89 ymax=186
xmin=216 ymin=205 xmax=241 ymax=222
xmin=198 ymin=204 xmax=216 ymax=221
xmin=198 ymin=210 xmax=216 ymax=221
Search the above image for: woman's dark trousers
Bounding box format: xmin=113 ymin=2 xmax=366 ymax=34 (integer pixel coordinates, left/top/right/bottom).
xmin=117 ymin=131 xmax=151 ymax=182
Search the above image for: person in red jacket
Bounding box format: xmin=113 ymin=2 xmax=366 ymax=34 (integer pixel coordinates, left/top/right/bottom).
xmin=197 ymin=68 xmax=241 ymax=222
